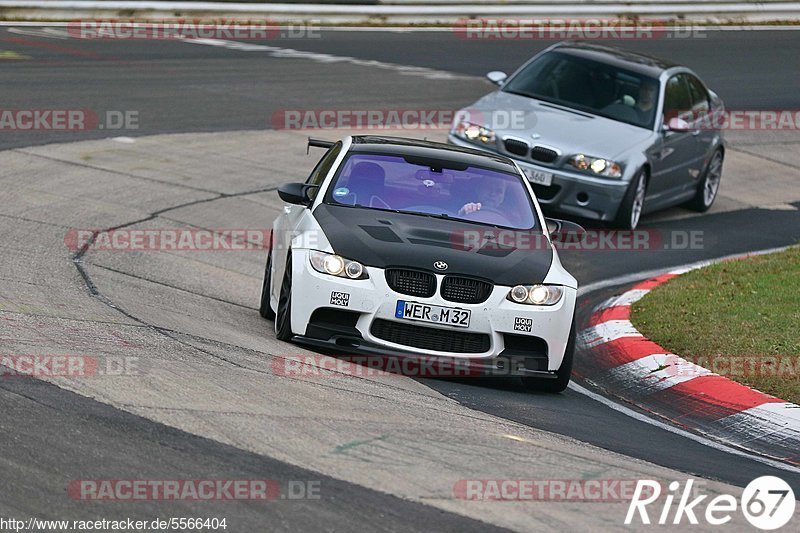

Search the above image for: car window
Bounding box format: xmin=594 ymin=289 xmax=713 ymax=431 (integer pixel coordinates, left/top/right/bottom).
xmin=501 ymin=51 xmax=659 ymax=129
xmin=324 ymin=153 xmax=538 ymax=230
xmin=663 ymin=75 xmax=692 ymax=123
xmin=305 ymin=141 xmax=342 ymax=200
xmin=686 ymin=75 xmax=710 ymax=117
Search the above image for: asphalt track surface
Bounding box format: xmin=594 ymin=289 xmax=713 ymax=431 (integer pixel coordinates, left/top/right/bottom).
xmin=2 ymin=28 xmax=800 ymax=148
xmin=1 ymin=27 xmax=800 ymax=530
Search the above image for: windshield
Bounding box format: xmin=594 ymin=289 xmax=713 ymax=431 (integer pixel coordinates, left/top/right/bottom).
xmin=503 ymin=51 xmax=659 ymax=129
xmin=323 ymin=153 xmax=538 ymax=230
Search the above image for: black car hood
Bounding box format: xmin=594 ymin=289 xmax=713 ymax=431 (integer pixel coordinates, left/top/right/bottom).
xmin=313 ymin=204 xmax=553 ymax=286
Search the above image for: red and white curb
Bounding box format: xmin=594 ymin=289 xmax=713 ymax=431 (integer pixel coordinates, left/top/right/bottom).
xmin=577 ymin=256 xmax=800 ymax=465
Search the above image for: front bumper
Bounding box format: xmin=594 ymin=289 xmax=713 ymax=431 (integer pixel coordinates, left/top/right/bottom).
xmin=448 ymin=134 xmax=629 ymax=221
xmin=287 ymin=249 xmax=577 ymax=372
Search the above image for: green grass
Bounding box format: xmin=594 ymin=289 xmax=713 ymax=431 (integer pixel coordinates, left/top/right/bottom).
xmin=631 ymin=246 xmax=800 ymax=404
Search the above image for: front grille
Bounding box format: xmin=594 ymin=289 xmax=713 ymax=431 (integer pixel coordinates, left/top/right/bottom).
xmin=531 ymin=145 xmax=559 ymax=163
xmin=385 ymin=268 xmax=436 ymax=298
xmin=441 ymin=276 xmax=493 ymax=304
xmin=371 ymin=319 xmax=490 ymax=354
xmin=503 ymin=138 xmax=529 ymax=156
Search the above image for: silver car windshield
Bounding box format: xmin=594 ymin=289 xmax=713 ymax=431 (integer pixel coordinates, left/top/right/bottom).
xmin=503 ymin=51 xmax=659 ymax=129
xmin=324 ymin=153 xmax=538 ymax=230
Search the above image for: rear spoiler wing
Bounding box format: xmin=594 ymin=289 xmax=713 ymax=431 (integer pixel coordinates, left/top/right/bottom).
xmin=307 ymin=137 xmax=335 ymax=153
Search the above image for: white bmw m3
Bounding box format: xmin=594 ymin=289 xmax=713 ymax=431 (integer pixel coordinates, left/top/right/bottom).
xmin=260 ymin=135 xmax=582 ymax=392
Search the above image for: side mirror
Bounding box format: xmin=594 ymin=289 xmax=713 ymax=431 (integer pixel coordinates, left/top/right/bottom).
xmin=278 ymin=182 xmax=313 ymax=206
xmin=664 ymin=117 xmax=692 ymax=132
xmin=545 ymin=218 xmax=586 ymax=244
xmin=486 ymin=71 xmax=508 ymax=86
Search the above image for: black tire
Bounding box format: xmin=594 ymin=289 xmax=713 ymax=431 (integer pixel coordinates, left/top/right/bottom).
xmin=612 ymin=169 xmax=647 ymax=230
xmin=685 ymin=149 xmax=723 ymax=212
xmin=258 ymin=239 xmax=275 ymax=320
xmin=275 ymin=252 xmax=293 ymax=341
xmin=520 ymin=319 xmax=576 ymax=393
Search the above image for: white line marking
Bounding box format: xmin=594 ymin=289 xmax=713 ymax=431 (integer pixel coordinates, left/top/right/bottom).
xmin=568 ymin=381 xmax=800 ymax=474
xmin=7 ymin=27 xmax=70 ymax=38
xmin=183 ymin=37 xmax=474 ymax=80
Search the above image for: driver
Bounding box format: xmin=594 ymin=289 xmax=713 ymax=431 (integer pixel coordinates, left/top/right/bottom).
xmin=458 ymin=178 xmax=507 ymax=215
xmin=634 ymin=82 xmax=658 ymax=122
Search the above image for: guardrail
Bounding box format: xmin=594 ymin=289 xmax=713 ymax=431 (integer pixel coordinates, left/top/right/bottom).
xmin=1 ymin=1 xmax=799 ymax=23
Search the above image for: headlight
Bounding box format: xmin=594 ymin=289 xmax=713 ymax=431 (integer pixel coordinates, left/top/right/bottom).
xmin=453 ymin=121 xmax=496 ymax=144
xmin=569 ymin=154 xmax=622 ymax=178
xmin=507 ymin=284 xmax=564 ymax=306
xmin=309 ymin=251 xmax=369 ymax=280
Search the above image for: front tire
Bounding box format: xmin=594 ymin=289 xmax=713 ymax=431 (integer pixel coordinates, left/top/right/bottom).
xmin=258 ymin=239 xmax=275 ymax=320
xmin=613 ymin=169 xmax=647 ymax=230
xmin=685 ymin=149 xmax=723 ymax=212
xmin=520 ymin=319 xmax=575 ymax=393
xmin=275 ymin=252 xmax=294 ymax=341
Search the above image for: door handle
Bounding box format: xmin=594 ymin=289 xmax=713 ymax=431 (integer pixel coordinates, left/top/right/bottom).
xmin=283 ymin=205 xmax=292 ymax=214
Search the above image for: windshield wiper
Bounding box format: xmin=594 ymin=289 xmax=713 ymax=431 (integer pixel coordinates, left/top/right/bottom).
xmin=503 ymin=89 xmax=596 ymax=118
xmin=502 ymin=89 xmax=537 ymax=99
xmin=538 ymin=101 xmax=596 ymax=119
xmin=395 ymin=210 xmax=453 ymax=220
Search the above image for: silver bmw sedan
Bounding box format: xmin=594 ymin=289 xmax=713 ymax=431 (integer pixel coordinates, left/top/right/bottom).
xmin=448 ymin=41 xmax=725 ymax=229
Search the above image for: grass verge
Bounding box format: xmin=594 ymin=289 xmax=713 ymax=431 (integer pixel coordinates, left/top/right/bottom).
xmin=631 ymin=246 xmax=800 ymax=404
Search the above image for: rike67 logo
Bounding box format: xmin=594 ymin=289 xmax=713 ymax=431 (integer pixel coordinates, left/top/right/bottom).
xmin=626 ymin=477 xmax=795 ymax=530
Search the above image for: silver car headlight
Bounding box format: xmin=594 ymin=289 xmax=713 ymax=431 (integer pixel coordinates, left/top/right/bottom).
xmin=569 ymin=154 xmax=622 ymax=178
xmin=453 ymin=121 xmax=496 ymax=144
xmin=507 ymin=284 xmax=564 ymax=306
xmin=309 ymin=251 xmax=369 ymax=280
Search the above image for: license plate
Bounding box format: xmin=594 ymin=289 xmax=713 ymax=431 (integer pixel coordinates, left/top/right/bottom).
xmin=395 ymin=300 xmax=471 ymax=328
xmin=525 ymin=168 xmax=553 ymax=187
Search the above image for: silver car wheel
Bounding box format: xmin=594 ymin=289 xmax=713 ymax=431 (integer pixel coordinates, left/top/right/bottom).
xmin=703 ymin=152 xmax=723 ymax=207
